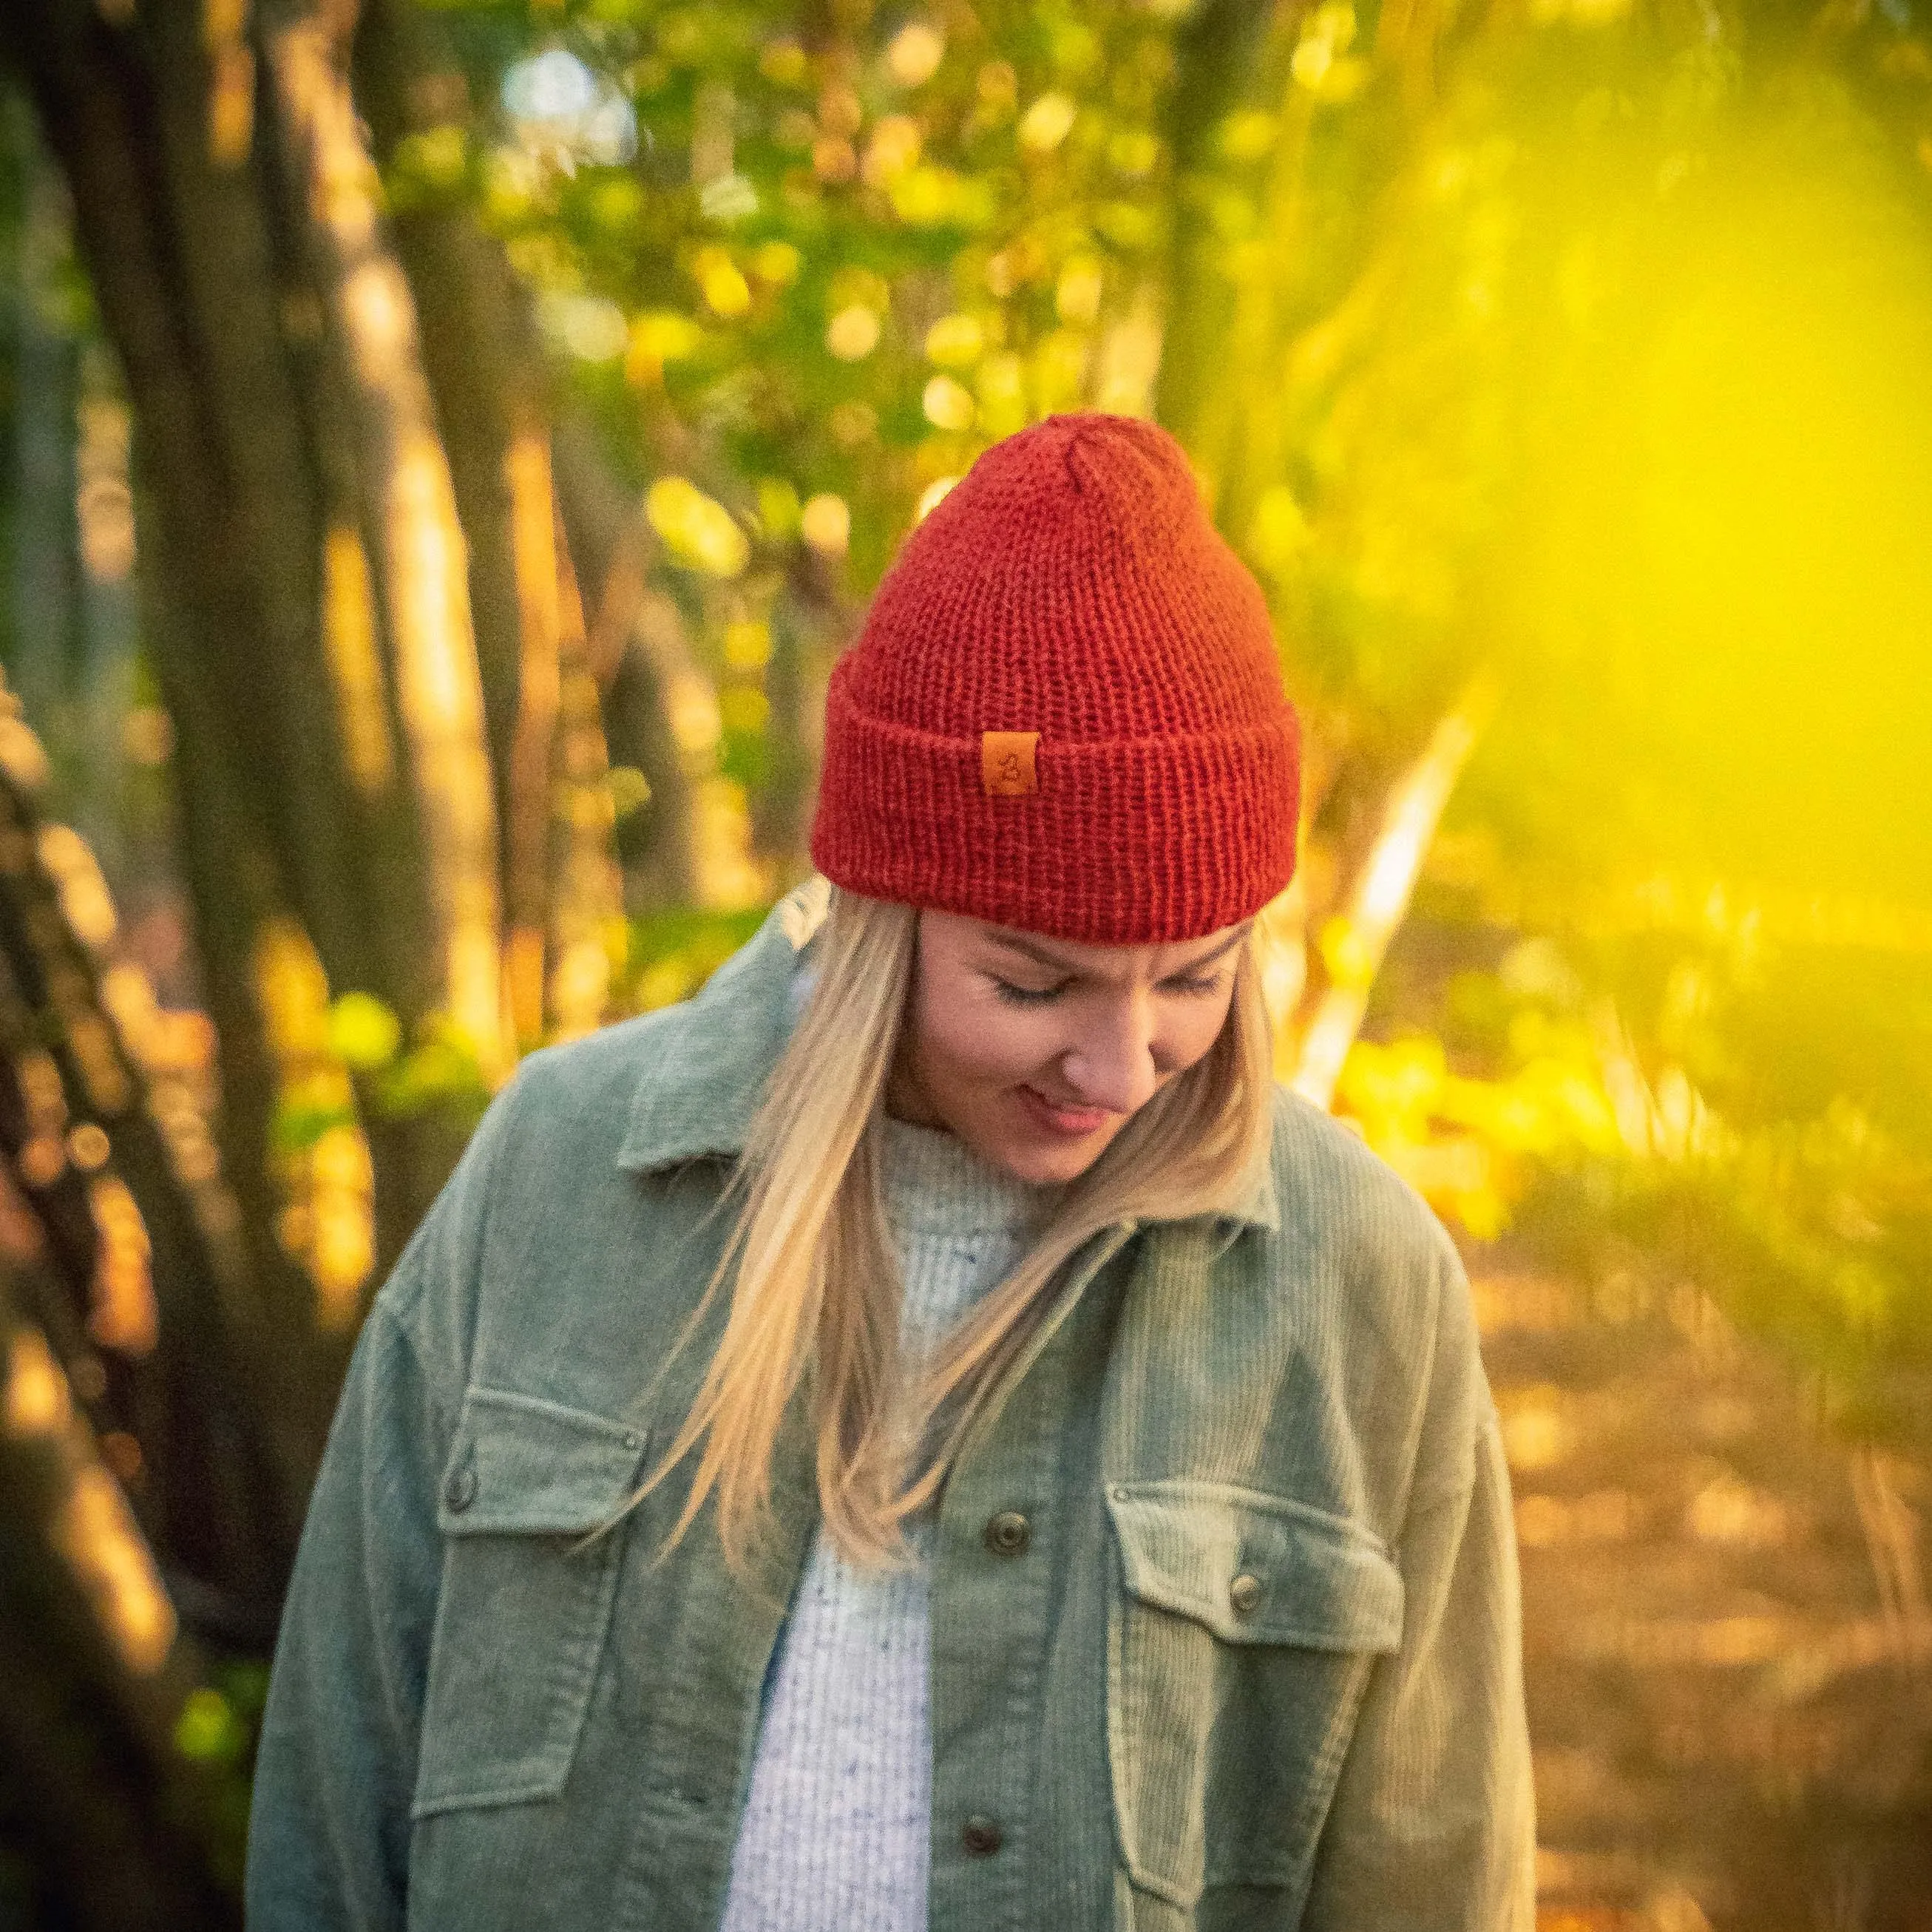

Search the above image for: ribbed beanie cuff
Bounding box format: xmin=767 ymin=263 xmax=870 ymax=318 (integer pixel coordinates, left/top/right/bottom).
xmin=815 ymin=674 xmax=1298 ymax=942
xmin=810 ymin=413 xmax=1301 ymax=943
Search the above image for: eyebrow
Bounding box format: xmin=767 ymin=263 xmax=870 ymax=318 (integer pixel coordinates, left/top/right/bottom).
xmin=987 ymin=924 xmax=1250 ymax=980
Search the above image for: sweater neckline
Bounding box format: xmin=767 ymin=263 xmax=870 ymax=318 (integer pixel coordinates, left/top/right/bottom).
xmin=877 ymin=1115 xmax=1061 ymax=1238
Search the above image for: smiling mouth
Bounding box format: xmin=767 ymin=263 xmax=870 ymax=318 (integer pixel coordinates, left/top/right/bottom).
xmin=1017 ymin=1085 xmax=1114 ymax=1137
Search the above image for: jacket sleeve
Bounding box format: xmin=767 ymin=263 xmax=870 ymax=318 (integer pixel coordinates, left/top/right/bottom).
xmin=244 ymin=1298 xmax=450 ymax=1929
xmin=1302 ymin=1239 xmax=1538 ymax=1932
xmin=245 ymin=1081 xmax=519 ymax=1929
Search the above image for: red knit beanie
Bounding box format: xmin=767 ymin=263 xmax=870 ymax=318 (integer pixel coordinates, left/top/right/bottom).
xmin=810 ymin=413 xmax=1301 ymax=943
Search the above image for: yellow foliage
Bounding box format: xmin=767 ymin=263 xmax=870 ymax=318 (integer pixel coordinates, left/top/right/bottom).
xmin=1218 ymin=112 xmax=1279 ymax=165
xmin=889 ymin=165 xmax=989 ymax=227
xmin=88 ymin=1176 xmax=155 ymax=1358
xmin=758 ymin=38 xmax=808 ymax=87
xmin=646 ymin=477 xmax=750 ymax=578
xmin=719 ymin=687 xmax=770 ymax=733
xmin=723 ymin=620 xmax=772 ymax=670
xmin=1055 ymin=257 xmax=1105 ymax=326
xmin=1031 ymin=330 xmax=1091 ymax=412
xmin=1337 ymin=1031 xmax=1625 ymax=1238
xmin=800 ymin=493 xmax=851 ymax=557
xmin=751 ymin=240 xmax=802 ymax=285
xmin=1017 ymin=92 xmax=1077 ymax=155
xmin=175 ymin=1687 xmax=244 ymax=1764
xmin=607 ymin=766 xmax=651 ymax=818
xmin=756 ymin=478 xmax=801 ymax=538
xmin=925 ymin=312 xmax=986 ymax=367
xmin=1109 ymin=129 xmax=1162 ymax=179
xmin=691 ymin=245 xmax=750 ymax=318
xmin=626 ymin=311 xmax=704 ymax=387
xmin=394 ymin=123 xmax=468 ymax=191
xmin=861 ymin=115 xmax=923 ymax=188
xmin=1292 ymin=4 xmax=1363 ymax=97
xmin=885 ymin=21 xmax=946 ymax=89
xmin=825 ymin=304 xmax=882 ymax=360
xmin=828 ymin=396 xmax=875 ymax=444
xmin=922 ymin=373 xmax=976 ymax=431
xmin=1318 ymin=915 xmax=1377 ymax=990
xmin=328 ymin=992 xmax=402 ymax=1071
xmin=1249 ymin=484 xmax=1311 ymax=576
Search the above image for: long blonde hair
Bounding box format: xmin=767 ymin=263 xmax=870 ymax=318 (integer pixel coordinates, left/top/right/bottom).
xmin=631 ymin=885 xmax=1275 ymax=1574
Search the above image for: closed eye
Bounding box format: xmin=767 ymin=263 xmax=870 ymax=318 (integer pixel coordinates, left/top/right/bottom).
xmin=1159 ymin=972 xmax=1224 ymax=997
xmin=990 ymin=977 xmax=1068 ymax=1006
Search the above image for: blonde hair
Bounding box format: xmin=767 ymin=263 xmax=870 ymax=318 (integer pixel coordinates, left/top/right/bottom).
xmin=629 ymin=885 xmax=1275 ymax=1575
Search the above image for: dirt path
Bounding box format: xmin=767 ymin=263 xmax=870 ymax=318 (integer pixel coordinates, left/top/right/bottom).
xmin=1471 ymin=1256 xmax=1932 ymax=1932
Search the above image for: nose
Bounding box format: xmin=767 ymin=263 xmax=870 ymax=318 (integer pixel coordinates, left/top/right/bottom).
xmin=1060 ymin=992 xmax=1161 ymax=1116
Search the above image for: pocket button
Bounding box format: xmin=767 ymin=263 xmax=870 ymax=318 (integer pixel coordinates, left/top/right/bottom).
xmin=443 ymin=1462 xmax=478 ymax=1513
xmin=1229 ymin=1572 xmax=1263 ymax=1617
xmin=983 ymin=1511 xmax=1031 ymax=1556
xmin=962 ymin=1815 xmax=1003 ymax=1857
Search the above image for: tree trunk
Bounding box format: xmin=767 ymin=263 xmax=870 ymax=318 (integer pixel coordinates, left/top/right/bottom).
xmin=72 ymin=349 xmax=141 ymax=891
xmin=0 ymin=0 xmax=367 ymax=1358
xmin=350 ymin=0 xmax=540 ymax=833
xmin=8 ymin=126 xmax=79 ymax=755
xmin=0 ymin=0 xmax=529 ymax=1526
xmin=262 ymin=7 xmax=506 ymax=1082
xmin=0 ymin=728 xmax=297 ymax=1633
xmin=555 ymin=418 xmax=704 ymax=909
xmin=1284 ymin=677 xmax=1496 ymax=1103
xmin=0 ymin=1298 xmax=240 ymax=1932
xmin=1153 ymin=0 xmax=1284 ymax=464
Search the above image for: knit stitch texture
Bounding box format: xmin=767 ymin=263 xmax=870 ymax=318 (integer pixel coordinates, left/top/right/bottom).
xmin=718 ymin=1119 xmax=1060 ymax=1932
xmin=810 ymin=413 xmax=1301 ymax=942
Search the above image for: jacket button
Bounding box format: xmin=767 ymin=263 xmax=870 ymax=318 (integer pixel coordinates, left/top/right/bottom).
xmin=983 ymin=1511 xmax=1031 ymax=1556
xmin=961 ymin=1815 xmax=1003 ymax=1857
xmin=1229 ymin=1572 xmax=1263 ymax=1616
xmin=443 ymin=1462 xmax=478 ymax=1513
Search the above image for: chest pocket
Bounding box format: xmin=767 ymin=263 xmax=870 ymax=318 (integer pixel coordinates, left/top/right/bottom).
xmin=1104 ymin=1479 xmax=1404 ymax=1912
xmin=412 ymin=1385 xmax=650 ymax=1820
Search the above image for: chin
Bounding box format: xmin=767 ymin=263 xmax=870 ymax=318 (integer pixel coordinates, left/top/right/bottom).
xmin=987 ymin=1130 xmax=1114 ymax=1187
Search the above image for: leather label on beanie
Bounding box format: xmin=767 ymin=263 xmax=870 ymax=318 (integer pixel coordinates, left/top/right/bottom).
xmin=981 ymin=731 xmax=1039 ymax=797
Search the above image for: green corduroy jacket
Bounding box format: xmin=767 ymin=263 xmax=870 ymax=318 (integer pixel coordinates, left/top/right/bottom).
xmin=245 ymin=885 xmax=1536 ymax=1932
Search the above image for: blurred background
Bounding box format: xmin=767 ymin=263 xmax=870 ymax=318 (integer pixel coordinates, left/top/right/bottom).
xmin=0 ymin=0 xmax=1927 ymax=1923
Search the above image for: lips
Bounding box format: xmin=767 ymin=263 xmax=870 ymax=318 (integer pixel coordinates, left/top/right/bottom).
xmin=1017 ymin=1085 xmax=1114 ymax=1138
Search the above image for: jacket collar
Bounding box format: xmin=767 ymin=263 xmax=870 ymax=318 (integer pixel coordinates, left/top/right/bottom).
xmin=614 ymin=889 xmax=818 ymax=1173
xmin=614 ymin=881 xmax=1280 ymax=1237
xmin=1224 ymin=1129 xmax=1282 ymax=1238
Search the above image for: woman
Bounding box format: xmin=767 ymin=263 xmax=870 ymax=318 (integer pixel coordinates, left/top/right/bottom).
xmin=246 ymin=414 xmax=1534 ymax=1931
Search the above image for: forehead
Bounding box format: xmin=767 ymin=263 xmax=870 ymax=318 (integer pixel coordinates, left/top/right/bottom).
xmin=926 ymin=911 xmax=1246 ymax=983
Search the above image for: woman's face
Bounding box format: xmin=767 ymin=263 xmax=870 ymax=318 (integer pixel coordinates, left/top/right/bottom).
xmin=887 ymin=911 xmax=1248 ymax=1185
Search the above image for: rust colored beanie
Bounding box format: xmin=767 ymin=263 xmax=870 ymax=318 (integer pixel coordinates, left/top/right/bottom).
xmin=810 ymin=412 xmax=1301 ymax=943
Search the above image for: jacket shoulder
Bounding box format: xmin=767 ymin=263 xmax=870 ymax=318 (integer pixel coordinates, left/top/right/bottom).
xmin=501 ymin=1006 xmax=688 ymax=1148
xmin=1258 ymin=1085 xmax=1485 ymax=1502
xmin=367 ymin=1004 xmax=722 ymax=1404
xmin=1266 ymin=1082 xmax=1461 ymax=1279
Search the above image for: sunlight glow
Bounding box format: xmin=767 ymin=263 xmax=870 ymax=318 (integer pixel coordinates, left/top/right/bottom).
xmin=55 ymin=1464 xmax=175 ymax=1675
xmin=6 ymin=1326 xmax=175 ymax=1675
xmin=273 ymin=21 xmax=506 ymax=1080
xmin=324 ymin=526 xmax=395 ymax=798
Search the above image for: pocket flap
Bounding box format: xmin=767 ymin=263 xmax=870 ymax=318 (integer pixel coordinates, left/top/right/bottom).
xmin=438 ymin=1385 xmax=650 ymax=1536
xmin=1106 ymin=1479 xmax=1403 ymax=1650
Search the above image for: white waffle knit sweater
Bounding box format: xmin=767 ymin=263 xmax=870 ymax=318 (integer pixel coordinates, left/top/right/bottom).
xmin=718 ymin=1116 xmax=1055 ymax=1932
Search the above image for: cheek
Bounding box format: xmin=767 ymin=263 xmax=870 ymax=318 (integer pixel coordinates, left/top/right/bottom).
xmin=918 ymin=994 xmax=1055 ymax=1090
xmin=1157 ymin=992 xmax=1239 ymax=1075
